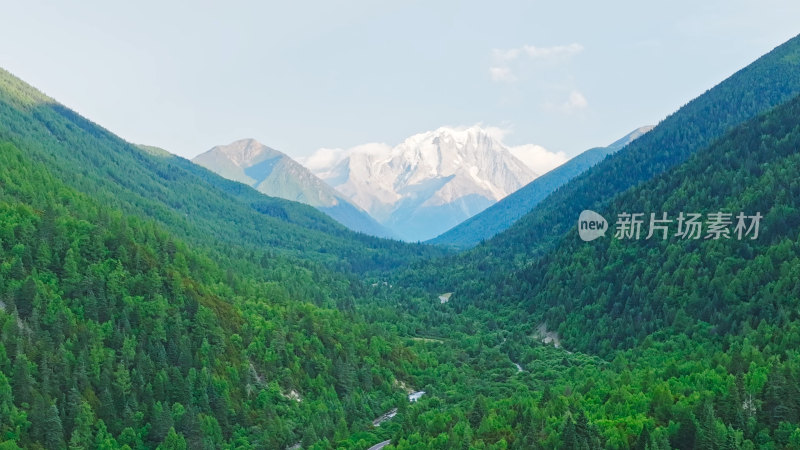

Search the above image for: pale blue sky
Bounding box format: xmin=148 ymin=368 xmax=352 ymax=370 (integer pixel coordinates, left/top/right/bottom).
xmin=1 ymin=0 xmax=799 ymax=159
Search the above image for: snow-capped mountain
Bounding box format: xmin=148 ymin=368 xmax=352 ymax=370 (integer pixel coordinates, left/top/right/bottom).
xmin=429 ymin=126 xmax=655 ymax=248
xmin=193 ymin=139 xmax=394 ymax=238
xmin=303 ymin=126 xmax=556 ymax=241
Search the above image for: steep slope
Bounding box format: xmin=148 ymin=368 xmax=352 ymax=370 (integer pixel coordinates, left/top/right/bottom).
xmin=306 ymin=126 xmax=538 ymax=241
xmin=193 ymin=139 xmax=393 ymax=238
xmin=512 ymin=92 xmax=800 ymax=353
xmin=0 ymin=67 xmax=441 ymax=276
xmin=0 ymin=139 xmax=420 ymax=448
xmin=376 ymin=91 xmax=800 ymax=450
xmin=3 ymin=48 xmax=800 ymax=449
xmin=472 ymin=33 xmax=800 ymax=269
xmin=429 ymin=126 xmax=653 ymax=249
xmin=0 ymin=65 xmax=601 ymax=450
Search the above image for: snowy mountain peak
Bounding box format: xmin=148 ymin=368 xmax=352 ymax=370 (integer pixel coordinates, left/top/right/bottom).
xmin=303 ymin=125 xmax=565 ymax=241
xmin=192 ymin=139 xmax=395 ymax=238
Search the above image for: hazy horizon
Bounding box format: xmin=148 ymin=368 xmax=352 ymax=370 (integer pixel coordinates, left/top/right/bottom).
xmin=2 ymin=1 xmax=798 ymax=163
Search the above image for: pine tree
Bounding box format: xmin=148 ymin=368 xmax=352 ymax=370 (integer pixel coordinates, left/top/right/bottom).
xmin=10 ymin=353 xmax=33 ymax=406
xmin=0 ymin=372 xmax=26 ymax=442
xmin=61 ymin=247 xmax=80 ymax=297
xmin=761 ymin=366 xmax=792 ymax=429
xmin=671 ymin=409 xmax=697 ymax=450
xmin=469 ymin=395 xmax=488 ymax=428
xmin=157 ymin=427 xmax=187 ymax=450
xmin=696 ymin=399 xmax=717 ymax=450
xmin=574 ymin=410 xmax=594 ymax=448
xmin=68 ymin=401 xmax=95 ymax=449
xmin=561 ymin=417 xmax=577 ymax=450
xmin=634 ymin=425 xmax=651 ymax=450
xmin=64 ymin=387 xmax=82 ymax=439
xmin=43 ymin=402 xmax=64 ymax=450
xmin=148 ymin=401 xmax=173 ymax=445
xmin=176 ymin=405 xmax=203 ymax=449
xmin=93 ymin=420 xmax=119 ymax=450
xmin=14 ymin=277 xmax=36 ymax=319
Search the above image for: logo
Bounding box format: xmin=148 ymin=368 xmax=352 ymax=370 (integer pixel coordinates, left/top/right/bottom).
xmin=578 ymin=210 xmax=607 ymax=241
xmin=577 ymin=210 xmax=762 ymax=242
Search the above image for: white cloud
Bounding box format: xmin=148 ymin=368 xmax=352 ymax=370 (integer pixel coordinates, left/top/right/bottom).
xmin=299 ymin=147 xmax=345 ymax=172
xmin=560 ymin=90 xmax=588 ymax=112
xmin=489 ymin=42 xmax=583 ymax=83
xmin=522 ymin=43 xmax=583 ymax=59
xmin=471 ymin=124 xmax=569 ymax=175
xmin=509 ymin=144 xmax=568 ymax=175
xmin=348 ymin=142 xmax=393 ymax=156
xmin=489 ymin=66 xmax=516 ymax=82
xmin=301 ymin=143 xmax=391 ymax=174
xmin=491 ymin=48 xmax=521 ymax=63
xmin=482 ymin=125 xmax=510 ymax=141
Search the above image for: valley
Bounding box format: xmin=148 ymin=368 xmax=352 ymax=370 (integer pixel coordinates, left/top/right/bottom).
xmin=0 ymin=18 xmax=799 ymax=450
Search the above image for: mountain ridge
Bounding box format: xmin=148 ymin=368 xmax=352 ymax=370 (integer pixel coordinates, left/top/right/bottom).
xmin=0 ymin=67 xmax=440 ymax=276
xmin=193 ymin=138 xmax=395 ymax=238
xmin=428 ymin=125 xmax=654 ymax=249
xmin=469 ymin=32 xmax=800 ymax=270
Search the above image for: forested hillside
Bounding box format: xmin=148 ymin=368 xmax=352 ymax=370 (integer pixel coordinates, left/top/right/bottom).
xmin=2 ymin=30 xmax=800 ymax=450
xmin=0 ymin=139 xmax=434 ymax=448
xmin=519 ymin=92 xmax=800 ymax=356
xmin=0 ymin=67 xmax=443 ymax=277
xmin=473 ymin=33 xmax=800 ymax=270
xmin=358 ymin=88 xmax=800 ymax=450
xmin=0 ymin=67 xmax=448 ymax=449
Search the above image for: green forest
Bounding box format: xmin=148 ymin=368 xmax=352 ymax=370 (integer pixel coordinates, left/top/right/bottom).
xmin=1 ymin=29 xmax=800 ymax=450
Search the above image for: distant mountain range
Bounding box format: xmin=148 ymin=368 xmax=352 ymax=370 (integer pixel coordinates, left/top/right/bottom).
xmin=193 ymin=139 xmax=394 ymax=238
xmin=304 ymin=126 xmax=552 ymax=242
xmin=429 ymin=126 xmax=654 ymax=248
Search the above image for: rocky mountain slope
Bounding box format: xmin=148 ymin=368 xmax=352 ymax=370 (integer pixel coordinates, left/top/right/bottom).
xmin=193 ymin=139 xmax=393 ymax=238
xmin=305 ymin=126 xmax=542 ymax=241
